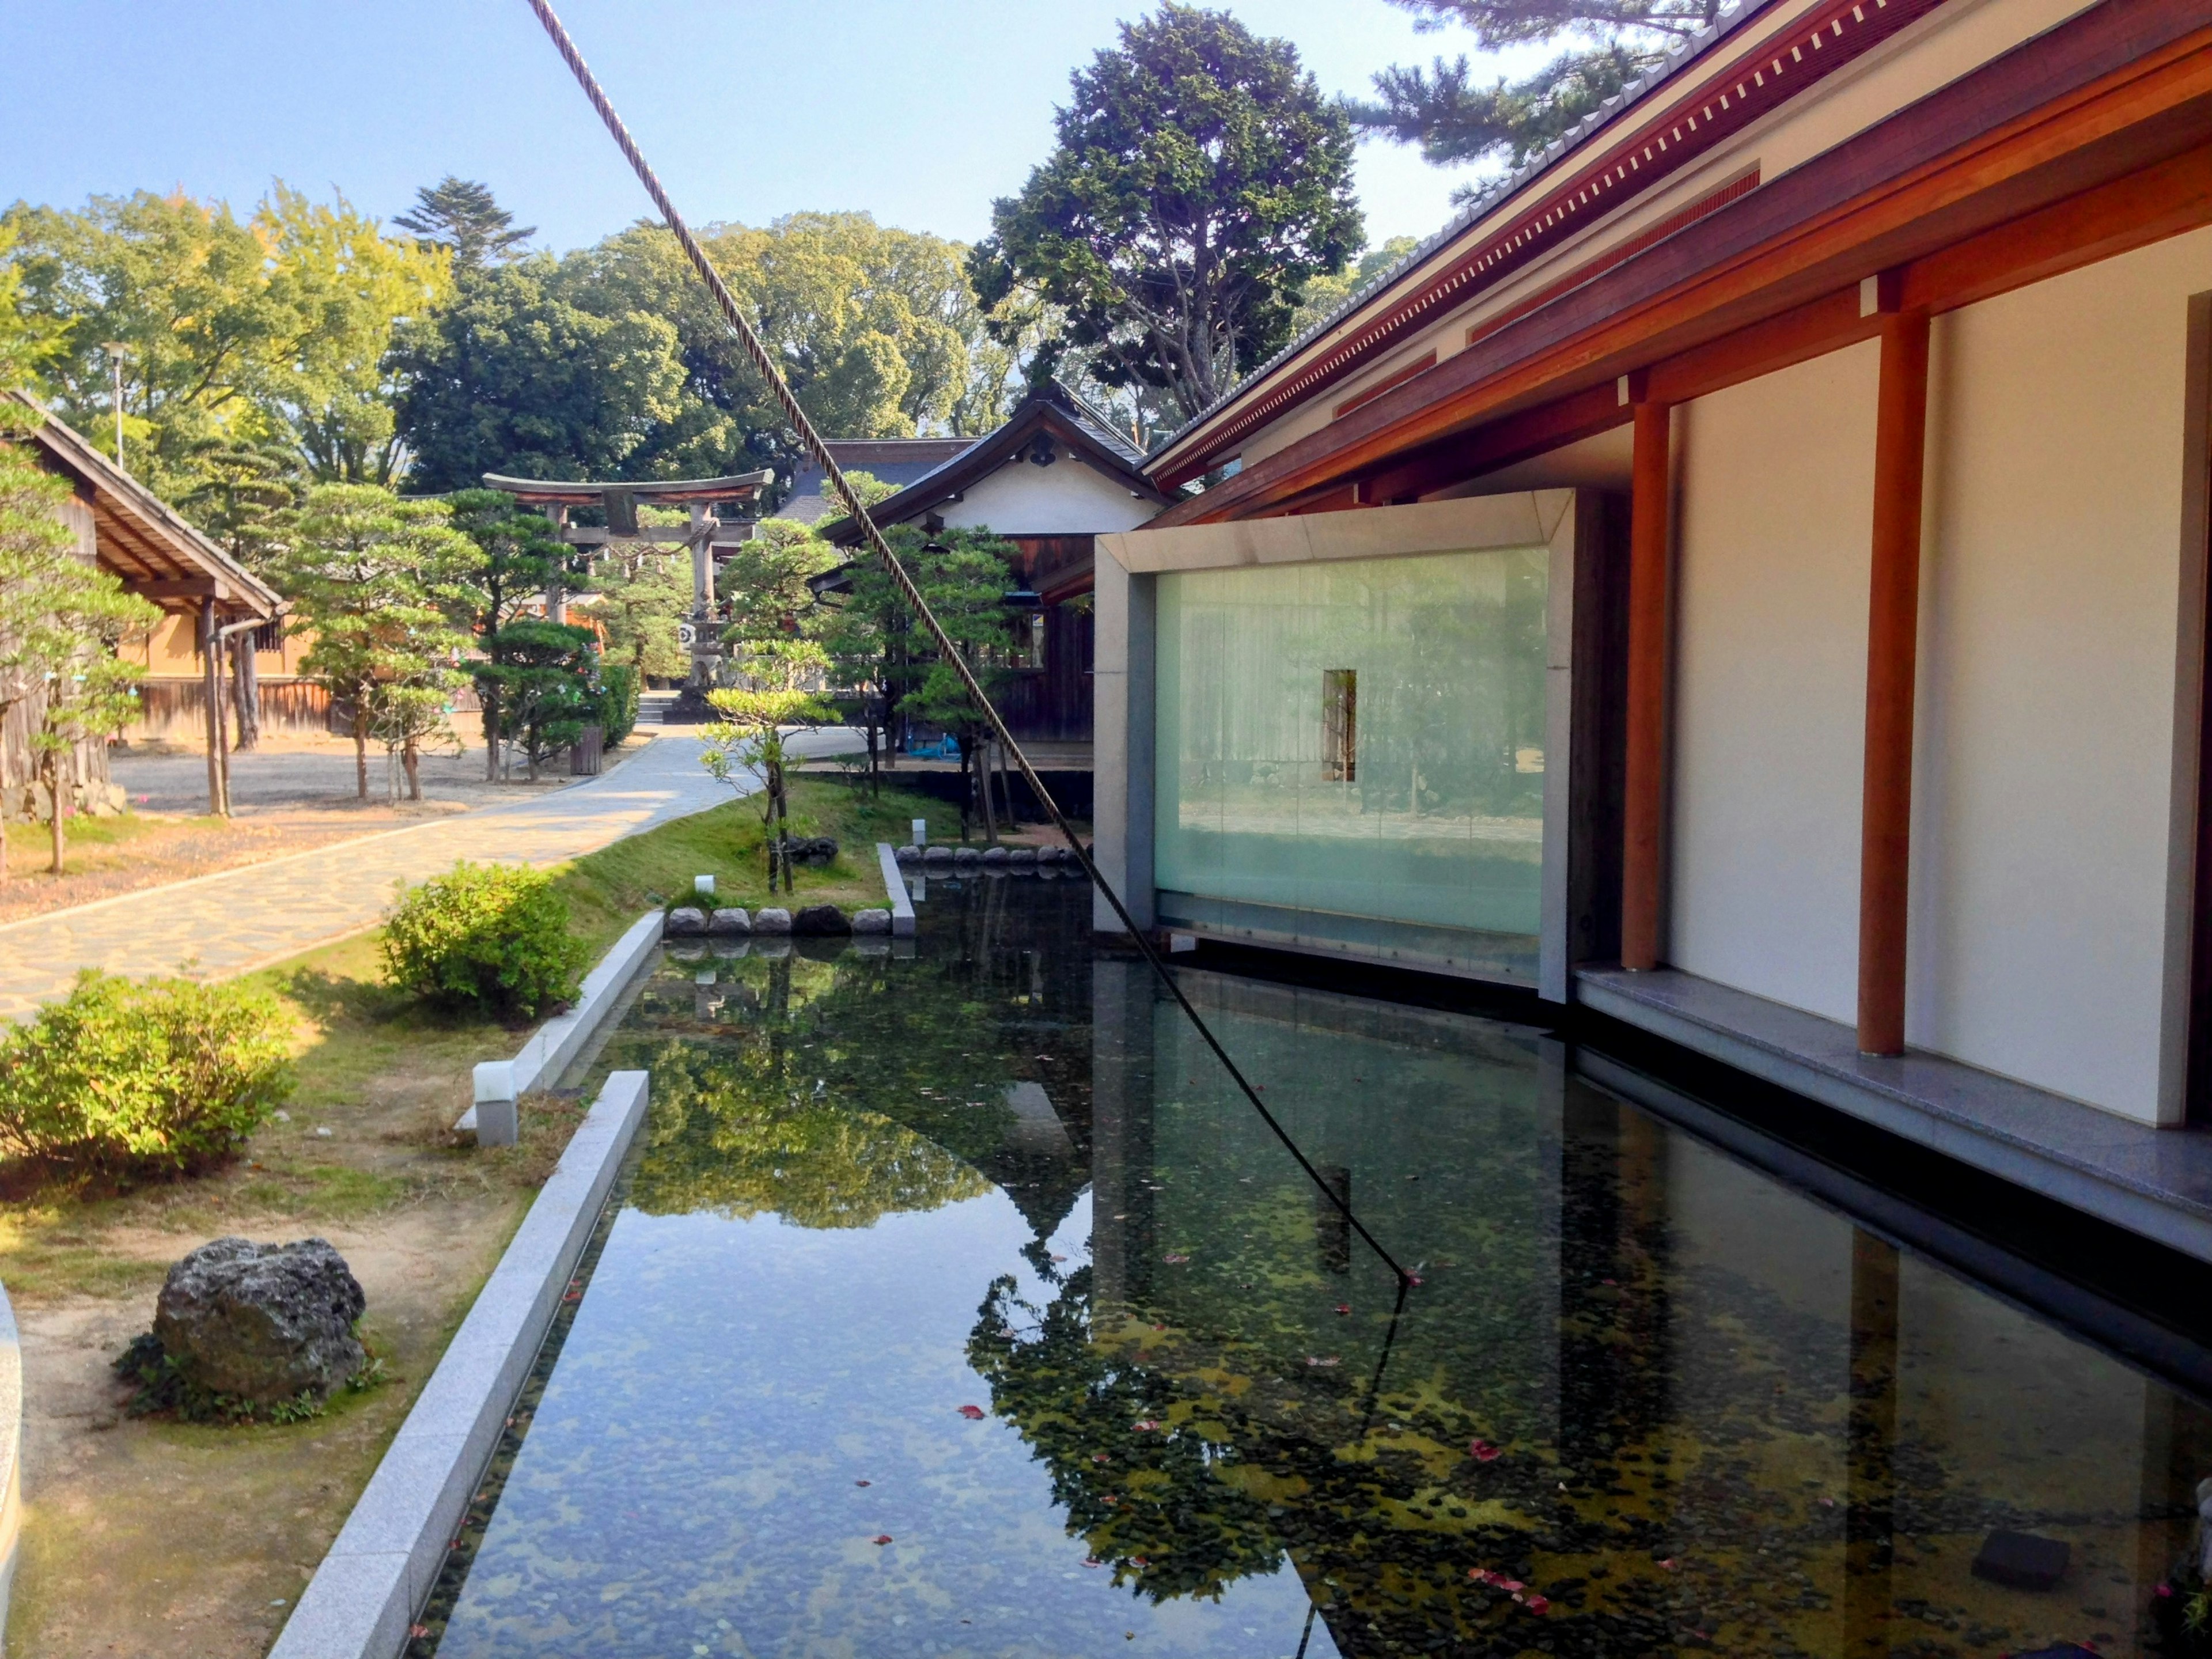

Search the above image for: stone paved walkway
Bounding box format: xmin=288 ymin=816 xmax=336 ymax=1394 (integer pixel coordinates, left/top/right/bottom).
xmin=0 ymin=735 xmax=745 ymax=1022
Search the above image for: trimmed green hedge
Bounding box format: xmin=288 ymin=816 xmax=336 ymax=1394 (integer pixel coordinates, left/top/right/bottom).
xmin=380 ymin=861 xmax=587 ymax=1020
xmin=598 ymin=662 xmax=639 ymax=748
xmin=0 ymin=972 xmax=293 ymax=1173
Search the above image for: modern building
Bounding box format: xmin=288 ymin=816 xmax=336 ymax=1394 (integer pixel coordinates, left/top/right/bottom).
xmin=817 ymin=382 xmax=1172 ymax=744
xmin=1092 ymin=0 xmax=2212 ymax=1253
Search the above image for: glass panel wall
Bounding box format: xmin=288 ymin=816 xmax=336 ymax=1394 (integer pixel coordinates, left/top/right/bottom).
xmin=1153 ymin=546 xmax=1549 ymax=976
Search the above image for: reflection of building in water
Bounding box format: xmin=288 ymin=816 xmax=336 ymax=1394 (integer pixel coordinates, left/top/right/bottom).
xmin=1065 ymin=963 xmax=2212 ymax=1656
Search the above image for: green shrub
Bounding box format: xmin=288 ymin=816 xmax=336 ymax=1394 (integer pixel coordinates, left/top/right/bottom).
xmin=380 ymin=861 xmax=587 ymax=1019
xmin=0 ymin=971 xmax=294 ymax=1174
xmin=597 ymin=662 xmax=639 ymax=748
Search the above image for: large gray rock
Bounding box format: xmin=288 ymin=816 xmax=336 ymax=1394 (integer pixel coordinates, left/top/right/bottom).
xmin=664 ymin=907 xmax=707 ymax=937
xmin=851 ymin=908 xmax=892 ymax=934
xmin=793 ymin=904 xmax=850 ymax=935
xmin=752 ymin=907 xmax=793 ymax=934
xmin=153 ymin=1238 xmax=366 ymax=1403
xmin=707 ymin=907 xmax=751 ymax=935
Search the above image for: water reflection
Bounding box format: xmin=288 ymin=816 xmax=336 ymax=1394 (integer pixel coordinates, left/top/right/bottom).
xmin=426 ymin=878 xmax=2212 ymax=1658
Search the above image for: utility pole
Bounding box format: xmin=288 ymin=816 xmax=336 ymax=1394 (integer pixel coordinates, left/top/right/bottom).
xmin=101 ymin=343 xmax=128 ymax=467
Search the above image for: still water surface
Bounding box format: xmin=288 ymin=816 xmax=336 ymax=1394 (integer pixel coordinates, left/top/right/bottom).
xmin=423 ymin=874 xmax=2212 ymax=1658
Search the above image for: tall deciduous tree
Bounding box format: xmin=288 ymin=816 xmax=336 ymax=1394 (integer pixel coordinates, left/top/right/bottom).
xmin=273 ymin=484 xmax=482 ymax=798
xmin=969 ymin=5 xmax=1362 ymax=423
xmin=387 ymin=255 xmax=687 ymax=491
xmin=1354 ymin=0 xmax=1722 ymax=180
xmin=1 ymin=187 xmax=447 ymax=498
xmin=392 ymin=177 xmax=535 ymax=271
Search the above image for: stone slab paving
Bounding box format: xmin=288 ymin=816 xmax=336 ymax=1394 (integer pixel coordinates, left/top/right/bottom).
xmin=0 ymin=735 xmax=748 ymax=1023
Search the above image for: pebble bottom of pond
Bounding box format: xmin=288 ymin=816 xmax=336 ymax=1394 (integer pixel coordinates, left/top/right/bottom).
xmin=414 ymin=874 xmax=2212 ymax=1659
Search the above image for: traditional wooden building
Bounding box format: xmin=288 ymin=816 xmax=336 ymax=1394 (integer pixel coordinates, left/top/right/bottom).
xmin=818 ymin=383 xmax=1172 ymax=743
xmin=1094 ymin=0 xmax=2212 ymax=1251
xmin=7 ymin=396 xmax=282 ymax=810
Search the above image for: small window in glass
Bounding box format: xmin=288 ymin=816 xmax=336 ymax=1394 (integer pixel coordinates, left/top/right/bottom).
xmin=1321 ymin=669 xmax=1357 ymax=783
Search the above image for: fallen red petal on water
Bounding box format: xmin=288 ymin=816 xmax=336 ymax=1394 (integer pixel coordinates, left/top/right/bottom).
xmin=1131 ymin=1556 xmax=1149 ymax=1567
xmin=957 ymin=1404 xmax=986 ymax=1419
xmin=1499 ymin=1579 xmax=1524 ymax=1592
xmin=1525 ymin=1596 xmax=1550 ymax=1615
xmin=409 ymin=1627 xmax=430 ymax=1641
xmin=2158 ymin=1582 xmax=2176 ymax=1597
xmin=1084 ymin=1558 xmax=1104 ymax=1568
xmin=1406 ymin=1272 xmax=1423 ymax=1286
xmin=1658 ymin=1558 xmax=1679 ymax=1571
xmin=873 ymin=1535 xmax=894 ymax=1545
xmin=1092 ymin=1452 xmax=1111 ymax=1463
xmin=1163 ymin=1253 xmax=1190 ymax=1264
xmin=1305 ymin=1355 xmax=1340 ymax=1367
xmin=1132 ymin=1419 xmax=1161 ymax=1431
xmin=1601 ymin=1278 xmax=1618 ymax=1286
xmin=1470 ymin=1440 xmax=1501 ymax=1462
xmin=855 ymin=1479 xmax=872 ymax=1487
xmin=1334 ymin=1304 xmax=1352 ymax=1316
xmin=1818 ymin=1496 xmax=1835 ymax=1508
xmin=1102 ymin=1494 xmax=1119 ymax=1505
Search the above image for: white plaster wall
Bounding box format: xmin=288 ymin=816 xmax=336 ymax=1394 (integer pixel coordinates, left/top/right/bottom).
xmin=938 ymin=456 xmax=1157 ymax=536
xmin=1668 ymin=340 xmax=1880 ymax=1024
xmin=1906 ymin=229 xmax=2212 ymax=1122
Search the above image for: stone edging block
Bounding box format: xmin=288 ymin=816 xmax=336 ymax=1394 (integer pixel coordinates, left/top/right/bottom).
xmin=876 ymin=843 xmax=916 ymax=937
xmin=0 ymin=1277 xmax=19 ymax=1650
xmin=456 ymin=910 xmax=662 ymax=1138
xmin=269 ymin=1069 xmax=651 ymax=1659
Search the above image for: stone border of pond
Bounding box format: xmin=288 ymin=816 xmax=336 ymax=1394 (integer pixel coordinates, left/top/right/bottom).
xmin=0 ymin=1277 xmax=19 ymax=1643
xmin=875 ymin=842 xmax=916 ymax=936
xmin=455 ymin=909 xmax=664 ymax=1141
xmin=268 ymin=1069 xmax=651 ymax=1659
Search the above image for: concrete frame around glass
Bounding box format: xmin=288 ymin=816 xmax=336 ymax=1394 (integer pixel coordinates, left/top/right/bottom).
xmin=1096 ymin=491 xmax=1616 ymax=1003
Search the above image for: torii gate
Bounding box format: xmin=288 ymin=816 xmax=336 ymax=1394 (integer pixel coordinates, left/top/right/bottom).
xmin=483 ymin=468 xmax=773 ymax=721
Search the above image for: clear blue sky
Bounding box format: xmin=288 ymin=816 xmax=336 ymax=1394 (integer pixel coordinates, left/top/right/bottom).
xmin=0 ymin=1 xmax=1510 ymax=256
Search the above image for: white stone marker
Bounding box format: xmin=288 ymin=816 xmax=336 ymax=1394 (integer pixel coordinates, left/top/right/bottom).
xmin=695 ymin=873 xmax=715 ymax=897
xmin=473 ymin=1060 xmax=519 ymax=1147
xmin=912 ymin=818 xmax=928 ymax=847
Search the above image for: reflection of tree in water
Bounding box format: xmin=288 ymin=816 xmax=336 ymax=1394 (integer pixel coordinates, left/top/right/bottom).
xmin=968 ymin=1263 xmax=1730 ymax=1657
xmin=630 ymin=1039 xmax=991 ymax=1226
xmin=608 ymin=878 xmax=1098 ymax=1238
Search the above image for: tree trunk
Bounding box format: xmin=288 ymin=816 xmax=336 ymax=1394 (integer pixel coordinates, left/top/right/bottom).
xmin=774 ymin=762 xmax=791 ymax=893
xmin=44 ymin=752 xmax=65 ymax=875
xmin=403 ymin=736 xmax=422 ymax=801
xmin=233 ymin=638 xmax=260 ymax=751
xmin=979 ymin=737 xmax=999 ymax=845
xmin=352 ymin=703 xmax=369 ymax=800
xmin=482 ymin=686 xmax=501 ymax=781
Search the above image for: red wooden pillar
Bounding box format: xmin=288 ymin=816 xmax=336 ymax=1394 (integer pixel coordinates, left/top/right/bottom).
xmin=1857 ymin=307 xmax=1932 ymax=1055
xmin=1620 ymin=399 xmax=1673 ymax=971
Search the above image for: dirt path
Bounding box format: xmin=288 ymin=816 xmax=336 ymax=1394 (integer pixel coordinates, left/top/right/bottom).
xmin=9 ymin=1202 xmax=520 ymax=1659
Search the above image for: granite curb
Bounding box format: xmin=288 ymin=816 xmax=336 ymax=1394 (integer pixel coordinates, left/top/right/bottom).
xmin=268 ymin=1068 xmax=650 ymax=1659
xmin=876 ymin=842 xmax=917 ymax=937
xmin=457 ymin=910 xmax=662 ymax=1139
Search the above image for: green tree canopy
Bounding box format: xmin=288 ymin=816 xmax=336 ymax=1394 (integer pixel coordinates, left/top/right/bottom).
xmin=387 ymin=254 xmax=688 ymax=492
xmin=392 ymin=176 xmax=535 ymax=271
xmin=969 ymin=4 xmax=1362 ymax=423
xmin=399 ymin=214 xmax=1006 ymax=496
xmin=1354 ymin=0 xmax=1722 ymax=181
xmin=1 ymin=187 xmax=448 ymax=498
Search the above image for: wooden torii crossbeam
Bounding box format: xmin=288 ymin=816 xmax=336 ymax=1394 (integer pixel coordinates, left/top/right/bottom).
xmin=483 ymin=469 xmax=773 ymax=715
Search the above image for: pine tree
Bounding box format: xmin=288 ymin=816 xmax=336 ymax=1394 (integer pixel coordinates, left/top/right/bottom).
xmin=393 ymin=177 xmax=535 ymax=271
xmin=1355 ymin=0 xmax=1725 ymax=182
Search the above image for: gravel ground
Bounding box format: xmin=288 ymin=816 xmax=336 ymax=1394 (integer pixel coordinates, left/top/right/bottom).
xmin=111 ymin=738 xmax=574 ymax=816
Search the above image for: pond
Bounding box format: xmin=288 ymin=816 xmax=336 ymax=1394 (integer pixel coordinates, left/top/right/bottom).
xmin=413 ymin=871 xmax=2212 ymax=1658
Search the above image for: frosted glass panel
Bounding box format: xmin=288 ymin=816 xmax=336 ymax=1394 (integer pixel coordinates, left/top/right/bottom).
xmin=1154 ymin=547 xmax=1548 ymax=967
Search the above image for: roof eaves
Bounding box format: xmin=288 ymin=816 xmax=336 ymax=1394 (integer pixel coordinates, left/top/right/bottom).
xmin=1145 ymin=0 xmax=1775 ymax=468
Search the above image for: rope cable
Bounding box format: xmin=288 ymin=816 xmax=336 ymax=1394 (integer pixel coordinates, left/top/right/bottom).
xmin=520 ymin=0 xmax=1411 ymax=1291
